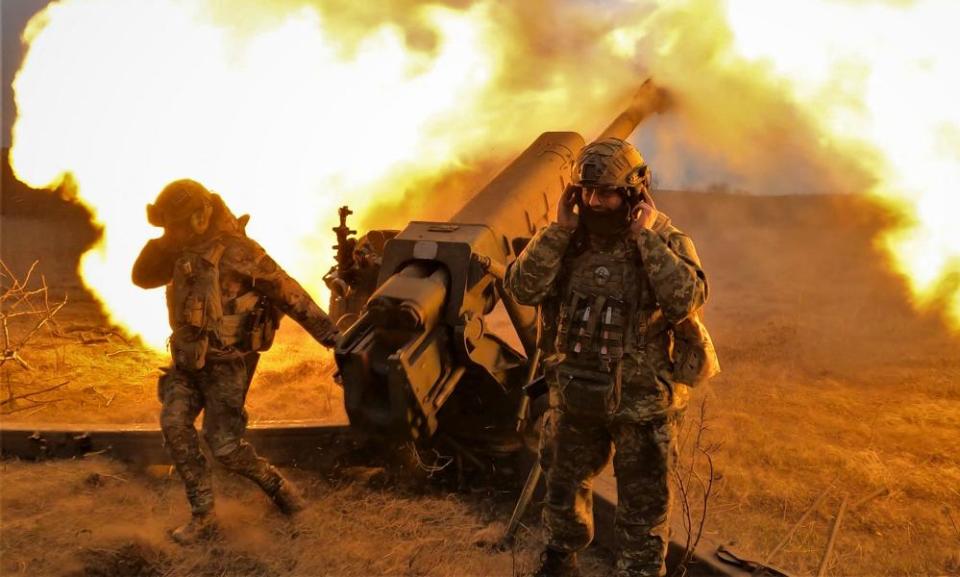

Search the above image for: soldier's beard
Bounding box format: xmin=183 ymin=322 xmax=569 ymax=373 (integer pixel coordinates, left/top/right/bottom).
xmin=580 ymin=205 xmax=630 ymax=237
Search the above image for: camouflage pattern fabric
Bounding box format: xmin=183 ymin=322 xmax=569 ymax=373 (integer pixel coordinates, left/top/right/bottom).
xmin=506 ymin=223 xmax=574 ymax=307
xmin=507 ymin=218 xmax=707 ymax=421
xmin=158 ymin=353 xmax=286 ymax=515
xmin=539 ymin=410 xmax=680 ymax=577
xmin=136 ymin=200 xmax=337 ymax=516
xmin=133 ymin=198 xmax=338 ymax=347
xmin=506 ymin=214 xmax=708 ymax=577
xmin=214 ymin=234 xmax=338 ymax=346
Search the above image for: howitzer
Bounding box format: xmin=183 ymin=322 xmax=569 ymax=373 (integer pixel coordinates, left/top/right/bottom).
xmin=324 ymin=207 xmax=398 ymax=331
xmin=332 ymin=81 xmax=668 ymax=451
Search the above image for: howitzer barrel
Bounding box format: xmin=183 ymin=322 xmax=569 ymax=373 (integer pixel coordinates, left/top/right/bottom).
xmin=597 ymin=79 xmax=669 ymax=141
xmin=336 ymin=81 xmax=667 ymax=444
xmin=452 ymin=83 xmax=665 ymax=245
xmin=452 ymin=132 xmax=584 ymax=251
xmin=365 ymin=262 xmax=449 ymax=333
xmin=451 ymin=132 xmax=583 ymax=354
xmin=449 ymin=83 xmax=664 ymax=354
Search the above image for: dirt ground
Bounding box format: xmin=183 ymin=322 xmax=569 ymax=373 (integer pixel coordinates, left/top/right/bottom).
xmin=0 ymin=454 xmax=575 ymax=577
xmin=2 ymin=170 xmax=960 ymax=575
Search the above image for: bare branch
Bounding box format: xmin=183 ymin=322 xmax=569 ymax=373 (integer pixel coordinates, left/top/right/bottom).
xmin=1 ymin=379 xmax=71 ymax=406
xmin=816 ymin=495 xmax=849 ymax=577
xmin=0 ymin=260 xmax=68 ymax=395
xmin=850 ymin=486 xmax=890 ymax=512
xmin=670 ymin=398 xmax=719 ymax=577
xmin=14 ymin=295 xmax=67 ymax=350
xmin=763 ymin=477 xmax=836 ymax=565
xmin=106 ymin=349 xmax=140 ymax=357
xmin=1 ymin=397 xmax=64 ymax=415
xmin=0 ymin=350 xmax=34 ymax=371
xmin=0 ymin=260 xmax=38 ymax=297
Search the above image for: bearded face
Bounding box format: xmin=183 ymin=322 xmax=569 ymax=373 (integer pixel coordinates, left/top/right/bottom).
xmin=579 ymin=185 xmax=631 ymax=236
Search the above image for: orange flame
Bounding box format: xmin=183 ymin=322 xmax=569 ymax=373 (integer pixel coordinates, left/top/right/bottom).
xmin=607 ymin=0 xmax=960 ymax=328
xmin=10 ymin=0 xmax=642 ymax=347
xmin=11 ymin=0 xmax=960 ymax=346
xmin=720 ymin=0 xmax=960 ymax=325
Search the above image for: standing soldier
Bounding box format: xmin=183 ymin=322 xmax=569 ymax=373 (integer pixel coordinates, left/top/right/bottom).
xmin=506 ymin=139 xmax=715 ymax=577
xmin=133 ymin=179 xmax=339 ymax=544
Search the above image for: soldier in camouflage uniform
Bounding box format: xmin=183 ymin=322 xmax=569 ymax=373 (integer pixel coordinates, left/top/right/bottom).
xmin=505 ymin=139 xmax=709 ymax=577
xmin=133 ymin=179 xmax=339 ymax=544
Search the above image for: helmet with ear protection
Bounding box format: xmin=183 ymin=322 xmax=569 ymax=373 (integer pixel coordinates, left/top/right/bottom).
xmin=146 ymin=179 xmax=213 ymax=228
xmin=571 ymin=137 xmax=652 ymax=208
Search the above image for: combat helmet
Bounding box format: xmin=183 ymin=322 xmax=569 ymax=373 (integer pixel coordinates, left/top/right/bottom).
xmin=572 ymin=138 xmax=651 ymax=206
xmin=147 ymin=179 xmax=213 ymax=227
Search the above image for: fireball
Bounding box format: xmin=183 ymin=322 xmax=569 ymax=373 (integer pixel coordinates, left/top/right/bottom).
xmin=721 ymin=0 xmax=960 ymax=325
xmin=10 ymin=0 xmax=640 ymax=347
xmin=10 ymin=0 xmax=960 ymax=346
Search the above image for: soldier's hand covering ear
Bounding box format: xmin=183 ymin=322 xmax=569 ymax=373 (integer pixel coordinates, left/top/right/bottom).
xmin=556 ymin=185 xmax=580 ymax=232
xmin=630 ymin=201 xmax=659 ymax=235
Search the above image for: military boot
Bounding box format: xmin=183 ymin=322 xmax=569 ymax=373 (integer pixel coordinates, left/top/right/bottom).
xmin=534 ymin=548 xmax=580 ymax=577
xmin=269 ymin=477 xmax=307 ymax=516
xmin=170 ymin=512 xmax=219 ymax=545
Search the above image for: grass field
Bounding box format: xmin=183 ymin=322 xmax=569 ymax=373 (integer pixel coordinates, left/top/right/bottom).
xmin=2 ymin=190 xmax=960 ymax=576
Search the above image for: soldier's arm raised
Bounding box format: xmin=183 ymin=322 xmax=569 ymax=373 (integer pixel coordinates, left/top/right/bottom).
xmin=636 ymin=224 xmax=708 ymax=324
xmin=226 ymin=238 xmax=339 ymax=347
xmin=504 ymin=223 xmax=573 ymax=306
xmin=131 ymin=238 xmax=177 ymax=289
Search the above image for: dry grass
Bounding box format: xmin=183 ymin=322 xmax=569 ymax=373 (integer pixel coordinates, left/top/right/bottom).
xmin=0 ymin=306 xmax=344 ymax=426
xmin=663 ymin=193 xmax=960 ymax=576
xmin=0 ymin=455 xmax=618 ymax=577
xmin=3 ymin=193 xmax=960 ymax=575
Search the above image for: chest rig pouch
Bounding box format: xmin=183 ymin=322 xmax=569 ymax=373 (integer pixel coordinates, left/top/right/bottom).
xmin=554 ymin=239 xmax=638 ymax=419
xmin=219 ymin=291 xmax=282 ymax=352
xmin=168 ymin=242 xmax=226 ymax=371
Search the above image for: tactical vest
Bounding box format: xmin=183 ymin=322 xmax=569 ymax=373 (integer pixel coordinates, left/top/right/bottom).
xmin=167 ymin=238 xmax=279 ymax=371
xmin=555 ymin=237 xmax=642 ymax=372
xmin=552 ymin=231 xmax=719 ymax=394
xmin=551 ymin=236 xmax=646 ymax=418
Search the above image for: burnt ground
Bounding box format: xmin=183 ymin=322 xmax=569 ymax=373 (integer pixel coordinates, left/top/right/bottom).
xmin=2 ymin=156 xmax=960 ymax=575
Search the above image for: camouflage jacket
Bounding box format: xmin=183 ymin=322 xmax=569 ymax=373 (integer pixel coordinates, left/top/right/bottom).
xmin=505 ymin=214 xmax=708 ymax=421
xmin=132 ymin=204 xmax=337 ymax=351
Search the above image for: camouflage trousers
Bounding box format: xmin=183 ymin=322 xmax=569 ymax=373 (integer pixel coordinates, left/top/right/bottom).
xmin=540 ymin=409 xmax=680 ymax=577
xmin=158 ymin=352 xmax=284 ymax=516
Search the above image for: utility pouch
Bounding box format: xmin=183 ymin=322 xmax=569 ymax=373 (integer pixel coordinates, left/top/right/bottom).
xmin=259 ymin=305 xmax=281 ymax=351
xmin=556 ymin=364 xmax=622 ymax=419
xmin=169 ymin=242 xmax=225 ymax=370
xmin=182 ymin=295 xmax=204 ymax=328
xmin=555 ymin=292 xmax=581 ymax=354
xmin=171 ymin=327 xmax=208 ymax=371
xmin=671 ymin=313 xmax=720 ymax=387
xmin=246 ymin=296 xmax=281 ymax=352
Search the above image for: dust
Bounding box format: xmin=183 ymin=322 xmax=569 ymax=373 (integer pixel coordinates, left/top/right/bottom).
xmin=655 ymin=192 xmax=960 ymax=575
xmin=180 ymin=0 xmax=880 ymax=225
xmin=68 ymin=542 xmax=170 ymax=577
xmin=4 ymin=187 xmax=960 ymax=574
xmin=0 ymin=455 xmax=565 ymax=577
xmin=205 ymin=0 xmax=878 ymax=204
